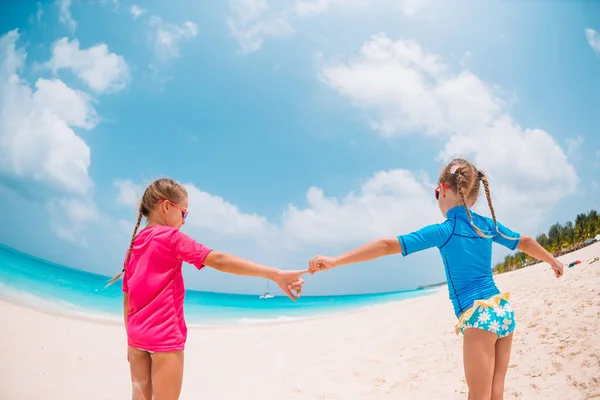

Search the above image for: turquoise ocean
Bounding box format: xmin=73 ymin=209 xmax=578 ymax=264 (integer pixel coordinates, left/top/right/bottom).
xmin=0 ymin=244 xmax=436 ymax=326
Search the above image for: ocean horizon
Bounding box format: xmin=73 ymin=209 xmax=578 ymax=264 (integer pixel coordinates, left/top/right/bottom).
xmin=0 ymin=243 xmax=437 ymax=326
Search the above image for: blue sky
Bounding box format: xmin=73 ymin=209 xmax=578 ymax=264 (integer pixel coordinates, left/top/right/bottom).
xmin=0 ymin=0 xmax=599 ymax=296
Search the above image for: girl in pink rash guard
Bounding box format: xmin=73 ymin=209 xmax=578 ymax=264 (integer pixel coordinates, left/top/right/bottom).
xmin=106 ymin=178 xmax=307 ymax=400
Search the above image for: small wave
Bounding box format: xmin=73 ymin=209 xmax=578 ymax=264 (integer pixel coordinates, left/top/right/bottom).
xmin=187 ymin=314 xmax=315 ymax=328
xmin=0 ymin=283 xmax=121 ymax=325
xmin=237 ymin=315 xmax=309 ymax=324
xmin=359 ymin=304 xmax=379 ymax=310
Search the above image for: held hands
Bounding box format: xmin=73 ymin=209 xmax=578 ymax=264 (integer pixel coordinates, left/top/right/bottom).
xmin=308 ymin=255 xmax=338 ymax=275
xmin=271 ymin=255 xmax=339 ymax=301
xmin=273 ymin=269 xmax=309 ymax=301
xmin=271 ymin=254 xmax=339 ymax=301
xmin=273 ymin=256 xmax=336 ymax=301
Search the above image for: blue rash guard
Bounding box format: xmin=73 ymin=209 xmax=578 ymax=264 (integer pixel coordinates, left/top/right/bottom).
xmin=398 ymin=205 xmax=521 ymax=318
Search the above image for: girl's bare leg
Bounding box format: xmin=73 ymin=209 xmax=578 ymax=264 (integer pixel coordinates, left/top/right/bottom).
xmin=150 ymin=350 xmax=185 ymax=400
xmin=128 ymin=347 xmax=153 ymax=400
xmin=490 ymin=333 xmax=514 ymax=400
xmin=463 ymin=328 xmax=497 ymax=400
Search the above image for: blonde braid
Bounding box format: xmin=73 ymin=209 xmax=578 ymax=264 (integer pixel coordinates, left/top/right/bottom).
xmin=456 ymin=169 xmax=492 ymax=239
xmin=105 ymin=207 xmax=143 ymax=288
xmin=480 ymin=173 xmax=517 ymax=241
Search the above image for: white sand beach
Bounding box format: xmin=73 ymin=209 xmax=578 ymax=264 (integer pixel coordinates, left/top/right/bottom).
xmin=1 ymin=242 xmax=599 ymax=400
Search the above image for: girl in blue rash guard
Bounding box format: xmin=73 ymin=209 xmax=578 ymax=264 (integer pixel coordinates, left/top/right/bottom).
xmin=307 ymin=158 xmax=565 ymax=400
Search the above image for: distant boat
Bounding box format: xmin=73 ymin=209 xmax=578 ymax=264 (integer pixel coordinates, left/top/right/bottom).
xmin=259 ymin=280 xmax=275 ymax=299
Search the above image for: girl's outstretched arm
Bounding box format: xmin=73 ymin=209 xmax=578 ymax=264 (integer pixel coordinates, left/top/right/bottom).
xmin=516 ymin=235 xmax=564 ymax=278
xmin=171 ymin=230 xmax=308 ymax=301
xmin=308 ymin=238 xmax=401 ymax=274
xmin=204 ymin=251 xmax=308 ymax=300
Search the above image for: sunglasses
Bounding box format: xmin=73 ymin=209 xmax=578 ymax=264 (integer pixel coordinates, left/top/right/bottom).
xmin=434 ymin=183 xmax=450 ymax=200
xmin=158 ymin=200 xmax=189 ymax=220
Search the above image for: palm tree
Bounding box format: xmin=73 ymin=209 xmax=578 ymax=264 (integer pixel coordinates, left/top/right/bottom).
xmin=575 ymin=213 xmax=588 ymax=243
xmin=562 ymin=221 xmax=575 ymax=250
xmin=589 ymin=210 xmax=600 ymax=236
xmin=536 ymin=233 xmax=549 ymax=248
xmin=548 ymin=223 xmax=563 ymax=252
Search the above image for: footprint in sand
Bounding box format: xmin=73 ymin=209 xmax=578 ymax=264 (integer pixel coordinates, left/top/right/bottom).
xmin=551 ymin=361 xmax=562 ymax=374
xmin=372 ymin=377 xmax=386 ymax=387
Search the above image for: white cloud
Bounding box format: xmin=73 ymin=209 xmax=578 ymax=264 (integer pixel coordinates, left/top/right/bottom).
xmin=29 ymin=3 xmax=45 ymax=24
xmin=460 ymin=50 xmax=472 ymax=68
xmin=319 ymin=34 xmax=502 ymax=137
xmin=114 ymin=179 xmax=272 ymax=236
xmin=56 ymin=0 xmax=76 ymax=32
xmin=45 ymin=38 xmax=129 ymax=94
xmin=296 ymin=0 xmax=332 ymax=15
xmin=585 ymin=28 xmax=600 ymax=56
xmin=295 ymin=0 xmax=428 ymax=17
xmin=47 ymin=197 xmax=100 ymax=244
xmin=227 ymin=0 xmax=294 ymax=54
xmin=115 ymin=170 xmax=438 ymax=249
xmin=58 ymin=197 xmax=99 ymax=223
xmin=36 ymin=2 xmax=44 ymax=22
xmin=118 ymin=218 xmax=135 ymax=236
xmin=99 ymin=0 xmax=120 ymax=10
xmin=399 ymin=0 xmax=429 ymax=16
xmin=439 ymin=117 xmax=577 ymax=229
xmin=0 ymin=31 xmax=97 ymax=196
xmin=226 ymin=0 xmax=425 ymax=53
xmin=114 ymin=179 xmax=144 ymax=208
xmin=32 ymin=79 xmax=98 ymax=129
xmin=280 ymin=169 xmax=439 ymax=246
xmin=184 ymin=184 xmax=273 ymax=236
xmin=0 ymin=30 xmax=105 ymax=248
xmin=148 ymin=16 xmax=198 ymax=61
xmin=318 ymin=33 xmax=577 ymax=231
xmin=129 ymin=4 xmax=146 ymax=19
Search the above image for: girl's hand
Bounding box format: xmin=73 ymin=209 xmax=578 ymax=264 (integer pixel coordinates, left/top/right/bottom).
xmin=272 ymin=269 xmax=307 ymax=301
xmin=551 ymin=259 xmax=564 ymax=278
xmin=308 ymin=255 xmax=338 ymax=274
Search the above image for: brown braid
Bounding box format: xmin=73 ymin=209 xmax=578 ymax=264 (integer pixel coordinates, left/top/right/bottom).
xmin=104 ymin=178 xmax=187 ymax=288
xmin=480 ymin=173 xmax=517 ymax=241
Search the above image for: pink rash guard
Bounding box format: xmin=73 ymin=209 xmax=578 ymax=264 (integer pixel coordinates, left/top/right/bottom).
xmin=122 ymin=224 xmax=213 ymax=352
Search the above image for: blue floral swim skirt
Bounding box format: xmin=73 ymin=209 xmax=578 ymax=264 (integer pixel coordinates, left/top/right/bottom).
xmin=455 ymin=292 xmax=516 ymax=338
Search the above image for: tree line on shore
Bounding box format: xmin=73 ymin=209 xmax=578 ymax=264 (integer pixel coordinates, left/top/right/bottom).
xmin=494 ymin=209 xmax=600 ymax=273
